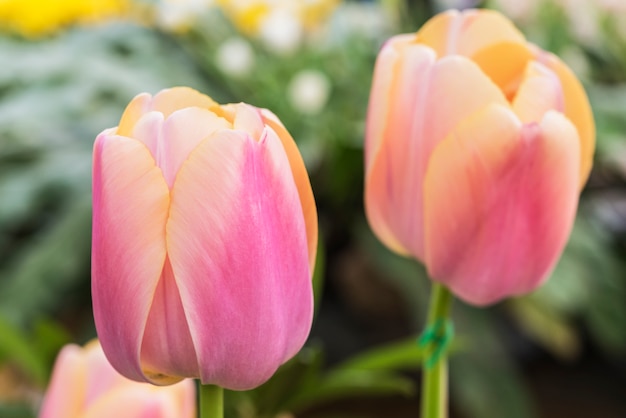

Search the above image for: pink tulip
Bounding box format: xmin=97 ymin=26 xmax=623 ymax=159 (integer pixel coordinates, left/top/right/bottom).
xmin=92 ymin=87 xmax=317 ymax=389
xmin=365 ymin=9 xmax=594 ymax=306
xmin=39 ymin=340 xmax=195 ymax=418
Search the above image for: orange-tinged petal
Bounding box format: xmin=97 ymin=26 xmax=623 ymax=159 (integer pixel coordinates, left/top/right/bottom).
xmin=416 ymin=9 xmax=525 ymax=57
xmin=261 ymin=108 xmax=318 ymax=269
xmin=365 ymin=49 xmax=507 ymax=260
xmin=117 ymin=93 xmax=152 ymax=137
xmin=423 ymin=105 xmax=580 ymax=305
xmin=512 ymin=61 xmax=564 ymax=123
xmin=166 ymin=128 xmax=312 ymax=389
xmin=92 ymin=132 xmax=170 ymax=383
xmin=151 ymin=86 xmax=218 ymax=119
xmin=470 ymin=41 xmax=534 ymax=100
xmin=531 ymin=45 xmax=595 ymax=186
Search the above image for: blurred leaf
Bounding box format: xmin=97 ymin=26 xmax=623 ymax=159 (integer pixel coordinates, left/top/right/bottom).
xmin=0 ymin=196 xmax=92 ymax=326
xmin=450 ymin=307 xmax=537 ymax=418
xmin=0 ymin=316 xmax=47 ymax=386
xmin=508 ymin=299 xmax=580 ymax=360
xmin=284 ymin=368 xmax=415 ymax=413
xmin=337 ymin=338 xmax=424 ymax=371
xmin=0 ymin=404 xmax=35 ymax=418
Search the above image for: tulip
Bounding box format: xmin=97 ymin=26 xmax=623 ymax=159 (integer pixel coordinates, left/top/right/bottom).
xmin=92 ymin=87 xmax=317 ymax=389
xmin=39 ymin=340 xmax=195 ymax=418
xmin=365 ymin=9 xmax=594 ymax=306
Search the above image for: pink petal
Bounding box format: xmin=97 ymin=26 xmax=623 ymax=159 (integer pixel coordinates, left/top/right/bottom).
xmin=92 ymin=132 xmax=170 ymax=382
xmin=166 ymin=128 xmax=312 ymax=390
xmin=139 ymin=257 xmax=198 ymax=384
xmin=365 ymin=46 xmax=507 ymax=260
xmin=423 ymin=105 xmax=580 ymax=305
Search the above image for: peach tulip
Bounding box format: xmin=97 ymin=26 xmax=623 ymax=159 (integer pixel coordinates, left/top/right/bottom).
xmin=365 ymin=9 xmax=594 ymax=306
xmin=92 ymin=87 xmax=317 ymax=389
xmin=39 ymin=340 xmax=195 ymax=418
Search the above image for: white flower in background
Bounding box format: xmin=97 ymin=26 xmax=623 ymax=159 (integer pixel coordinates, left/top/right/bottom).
xmin=157 ymin=0 xmax=215 ymax=30
xmin=259 ymin=8 xmax=303 ymax=55
xmin=327 ymin=2 xmax=391 ymax=41
xmin=556 ymin=0 xmax=600 ymax=45
xmin=215 ymin=37 xmax=255 ymax=77
xmin=216 ymin=0 xmax=337 ymax=50
xmin=288 ymin=69 xmax=331 ymax=115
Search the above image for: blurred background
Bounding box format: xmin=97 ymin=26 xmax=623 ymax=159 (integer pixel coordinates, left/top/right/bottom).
xmin=0 ymin=0 xmax=625 ymax=417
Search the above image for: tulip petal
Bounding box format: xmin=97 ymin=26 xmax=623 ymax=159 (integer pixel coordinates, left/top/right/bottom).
xmin=92 ymin=133 xmax=170 ymax=382
xmin=470 ymin=41 xmax=534 ymax=100
xmin=82 ymin=386 xmax=178 ymax=418
xmin=416 ymin=9 xmax=525 ymax=57
xmin=117 ymin=93 xmax=152 ymax=137
xmin=167 ymin=128 xmax=312 ymax=390
xmin=151 ymin=86 xmax=218 ymax=118
xmin=423 ymin=105 xmax=580 ymax=305
xmin=512 ymin=61 xmax=564 ymax=123
xmin=365 ymin=48 xmax=507 ymax=260
xmin=233 ymin=103 xmax=265 ymax=141
xmin=139 ymin=257 xmax=198 ymax=385
xmin=160 ymin=107 xmax=230 ymax=188
xmin=130 ymin=111 xmax=164 ymax=161
xmin=531 ymin=45 xmax=595 ymax=186
xmin=261 ymin=108 xmax=318 ymax=269
xmin=39 ymin=345 xmax=86 ymax=418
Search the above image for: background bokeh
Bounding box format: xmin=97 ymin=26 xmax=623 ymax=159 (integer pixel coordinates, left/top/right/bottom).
xmin=0 ymin=0 xmax=625 ymax=417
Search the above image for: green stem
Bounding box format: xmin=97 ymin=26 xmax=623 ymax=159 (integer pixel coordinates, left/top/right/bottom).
xmin=199 ymin=384 xmax=223 ymax=418
xmin=421 ymin=283 xmax=454 ymax=418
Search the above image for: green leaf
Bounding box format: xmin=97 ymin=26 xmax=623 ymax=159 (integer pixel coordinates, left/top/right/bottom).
xmin=283 ymin=368 xmax=415 ymax=413
xmin=337 ymin=338 xmax=424 ymax=371
xmin=0 ymin=315 xmax=47 ymax=386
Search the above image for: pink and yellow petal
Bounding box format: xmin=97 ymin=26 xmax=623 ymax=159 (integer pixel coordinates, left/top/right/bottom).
xmin=117 ymin=93 xmax=152 ymax=137
xmin=512 ymin=61 xmax=564 ymax=123
xmin=531 ymin=46 xmax=595 ymax=186
xmin=365 ymin=52 xmax=507 ymax=260
xmin=423 ymin=105 xmax=580 ymax=305
xmin=151 ymin=87 xmax=218 ymax=119
xmin=39 ymin=345 xmax=87 ymax=418
xmin=260 ymin=108 xmax=318 ymax=269
xmin=92 ymin=133 xmax=170 ymax=382
xmin=160 ymin=107 xmax=230 ymax=188
xmin=470 ymin=41 xmax=534 ymax=100
xmin=166 ymin=129 xmax=312 ymax=390
xmin=416 ymin=9 xmax=525 ymax=57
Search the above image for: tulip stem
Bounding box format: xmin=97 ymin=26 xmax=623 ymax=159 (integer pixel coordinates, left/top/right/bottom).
xmin=420 ymin=283 xmax=454 ymax=418
xmin=199 ymin=384 xmax=223 ymax=418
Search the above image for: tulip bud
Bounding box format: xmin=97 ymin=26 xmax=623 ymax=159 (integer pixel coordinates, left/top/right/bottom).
xmin=92 ymin=87 xmax=317 ymax=389
xmin=365 ymin=9 xmax=594 ymax=306
xmin=39 ymin=340 xmax=195 ymax=418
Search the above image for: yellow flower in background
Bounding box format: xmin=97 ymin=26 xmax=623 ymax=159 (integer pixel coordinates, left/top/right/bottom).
xmin=0 ymin=0 xmax=128 ymax=37
xmin=217 ymin=0 xmax=339 ymax=35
